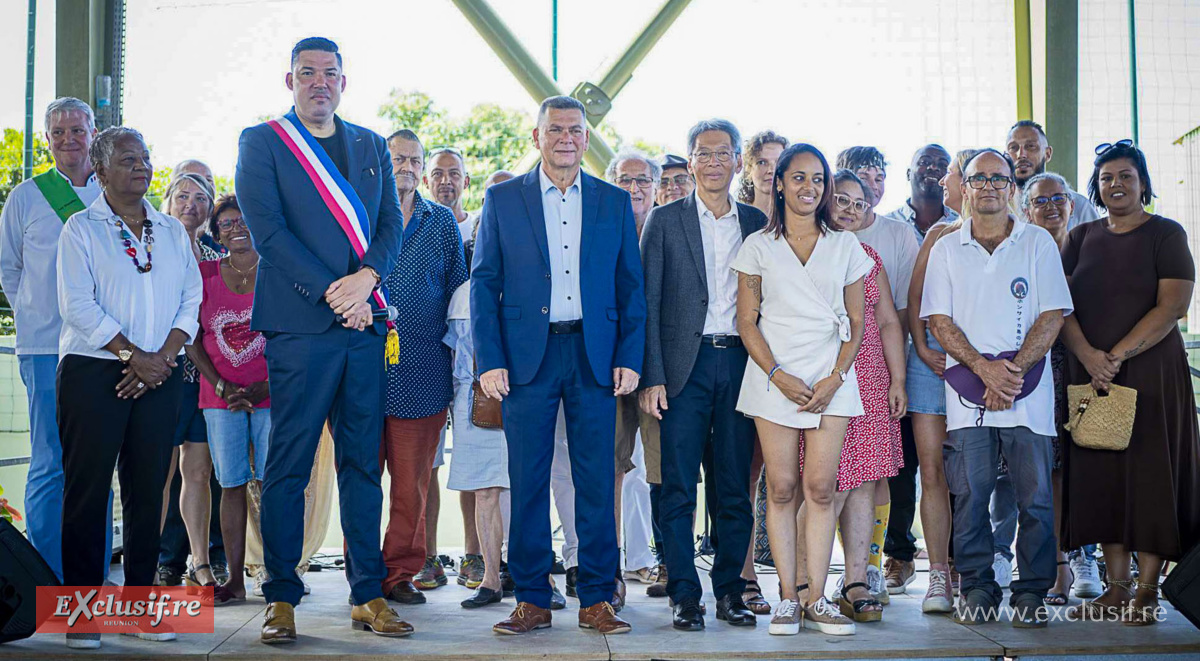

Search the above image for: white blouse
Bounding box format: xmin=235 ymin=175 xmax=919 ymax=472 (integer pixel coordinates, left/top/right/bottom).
xmin=57 ymin=194 xmax=202 ymax=361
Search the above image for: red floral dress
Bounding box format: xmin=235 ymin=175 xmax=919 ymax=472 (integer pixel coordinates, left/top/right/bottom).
xmin=799 ymin=243 xmax=903 ymax=491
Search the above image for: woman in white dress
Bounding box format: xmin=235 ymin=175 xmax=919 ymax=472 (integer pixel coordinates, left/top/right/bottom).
xmin=733 ymin=143 xmax=871 ymax=636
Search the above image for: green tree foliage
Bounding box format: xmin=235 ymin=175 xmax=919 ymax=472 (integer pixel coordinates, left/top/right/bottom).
xmin=0 ymin=129 xmax=53 ymax=208
xmin=377 ymin=90 xmax=667 ymax=210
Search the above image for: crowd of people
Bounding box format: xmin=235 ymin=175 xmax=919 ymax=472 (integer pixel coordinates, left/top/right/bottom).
xmin=1 ymin=35 xmax=1198 ymax=651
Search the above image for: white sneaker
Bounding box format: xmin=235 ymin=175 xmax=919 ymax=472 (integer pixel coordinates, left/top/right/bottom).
xmin=992 ymin=553 xmax=1013 ymax=589
xmin=252 ymin=566 xmax=267 ymax=597
xmin=303 ymin=578 xmax=311 ymax=595
xmin=866 ymin=565 xmax=890 ymax=605
xmin=122 ymin=631 xmax=176 ymax=642
xmin=922 ymin=567 xmax=953 ymax=613
xmin=66 ymin=633 xmax=101 ymax=649
xmin=1071 ymin=553 xmax=1103 ymax=598
xmin=769 ymin=599 xmax=801 ymax=635
xmin=803 ymin=596 xmax=856 ymax=636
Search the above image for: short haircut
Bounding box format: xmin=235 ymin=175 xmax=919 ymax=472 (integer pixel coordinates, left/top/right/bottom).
xmin=537 ymin=95 xmax=586 ymax=125
xmin=913 ymin=143 xmax=951 ymax=165
xmin=88 ymin=126 xmax=145 ymax=172
xmin=208 ymin=193 xmax=241 ymax=241
xmin=687 ymin=119 xmax=742 ymax=157
xmin=767 ymin=143 xmax=837 ymax=237
xmin=425 ymin=146 xmax=465 ymax=173
xmin=836 ymin=146 xmax=887 ymax=173
xmin=1089 ymin=142 xmax=1154 ymax=209
xmin=1010 ymin=119 xmax=1047 ymax=140
xmin=961 ymin=147 xmax=1015 ymax=178
xmin=44 ymin=97 xmax=95 ymax=132
xmin=604 ymin=149 xmax=662 ymax=183
xmin=162 ymin=172 xmax=215 ymax=217
xmin=1019 ymin=172 xmax=1074 ymax=212
xmin=291 ymin=37 xmax=341 ymax=68
xmin=387 ymin=129 xmax=424 ymax=158
xmin=833 ymin=168 xmax=874 ymax=206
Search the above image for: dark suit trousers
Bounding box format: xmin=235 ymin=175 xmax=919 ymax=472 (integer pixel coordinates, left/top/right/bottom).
xmin=502 ymin=332 xmax=617 ymax=610
xmin=261 ymin=327 xmax=387 ymax=606
xmin=659 ymin=344 xmax=754 ymax=602
xmin=885 ymin=416 xmax=919 ymax=561
xmin=59 ymin=356 xmax=181 ymax=588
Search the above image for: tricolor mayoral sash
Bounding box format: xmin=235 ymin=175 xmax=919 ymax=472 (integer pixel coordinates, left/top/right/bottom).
xmin=266 ymin=111 xmax=399 ymax=364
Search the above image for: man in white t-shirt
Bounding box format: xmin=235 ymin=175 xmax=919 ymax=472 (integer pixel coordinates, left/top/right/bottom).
xmin=921 ymin=149 xmax=1072 ymax=627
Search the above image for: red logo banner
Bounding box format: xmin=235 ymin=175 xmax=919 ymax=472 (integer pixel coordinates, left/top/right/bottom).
xmin=35 ymin=586 xmax=215 ymax=634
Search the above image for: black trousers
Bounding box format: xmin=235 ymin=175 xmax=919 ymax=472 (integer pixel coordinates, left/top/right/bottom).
xmin=885 ymin=416 xmax=920 ymax=562
xmin=58 ymin=355 xmax=181 ymax=587
xmin=659 ymin=344 xmax=754 ymax=602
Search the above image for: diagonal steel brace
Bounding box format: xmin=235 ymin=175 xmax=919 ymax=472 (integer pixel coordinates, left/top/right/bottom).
xmin=450 ymin=0 xmax=692 ymax=173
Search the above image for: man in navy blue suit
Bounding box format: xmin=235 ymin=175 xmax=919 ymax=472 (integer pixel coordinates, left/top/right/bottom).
xmin=235 ymin=37 xmax=412 ymax=644
xmin=472 ymin=96 xmax=647 ymax=635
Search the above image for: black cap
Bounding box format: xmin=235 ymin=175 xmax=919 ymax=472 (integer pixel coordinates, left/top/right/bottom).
xmin=660 ymin=154 xmax=688 ymax=171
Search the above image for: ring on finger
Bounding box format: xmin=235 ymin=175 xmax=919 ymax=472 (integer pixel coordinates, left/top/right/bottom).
xmin=136 ymin=382 xmax=145 ymax=389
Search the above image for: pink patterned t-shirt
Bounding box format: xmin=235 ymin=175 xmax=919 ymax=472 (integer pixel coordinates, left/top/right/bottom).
xmin=198 ymin=260 xmax=269 ymax=409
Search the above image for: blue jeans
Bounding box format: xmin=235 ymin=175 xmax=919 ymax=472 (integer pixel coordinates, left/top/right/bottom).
xmin=204 ymin=408 xmax=272 ymax=488
xmin=18 ymin=354 xmax=112 ymax=582
xmin=945 ymin=426 xmax=1056 ymax=604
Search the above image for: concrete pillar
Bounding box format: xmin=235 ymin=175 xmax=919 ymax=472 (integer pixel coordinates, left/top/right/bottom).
xmin=55 ymin=0 xmax=120 ymax=127
xmin=1044 ymin=0 xmax=1079 ymax=189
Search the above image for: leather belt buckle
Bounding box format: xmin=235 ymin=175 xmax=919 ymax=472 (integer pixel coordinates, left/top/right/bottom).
xmin=706 ymin=333 xmax=738 ymax=349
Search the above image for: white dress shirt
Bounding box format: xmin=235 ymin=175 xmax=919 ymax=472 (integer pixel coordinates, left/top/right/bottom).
xmin=540 ymin=167 xmax=583 ymax=322
xmin=694 ymin=192 xmax=743 ymax=336
xmin=0 ymin=169 xmax=101 ymax=354
xmin=57 ymin=194 xmax=203 ymax=361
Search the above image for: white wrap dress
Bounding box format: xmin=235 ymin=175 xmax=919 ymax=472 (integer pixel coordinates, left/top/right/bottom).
xmin=732 ymin=228 xmax=873 ymax=429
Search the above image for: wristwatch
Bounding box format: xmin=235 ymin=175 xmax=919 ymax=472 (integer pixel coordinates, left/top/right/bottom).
xmin=833 ymin=368 xmax=847 ymax=383
xmin=360 ymin=265 xmax=382 ymax=288
xmin=118 ymin=347 xmax=134 ymax=364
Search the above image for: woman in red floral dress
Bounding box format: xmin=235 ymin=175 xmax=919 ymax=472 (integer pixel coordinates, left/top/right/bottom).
xmin=797 ymin=170 xmax=907 ymax=623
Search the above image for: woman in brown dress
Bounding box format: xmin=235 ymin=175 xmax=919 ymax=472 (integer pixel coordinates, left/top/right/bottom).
xmin=1060 ymin=141 xmax=1200 ymax=625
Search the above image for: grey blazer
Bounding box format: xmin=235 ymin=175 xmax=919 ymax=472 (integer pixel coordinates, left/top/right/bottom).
xmin=640 ymin=194 xmax=768 ymax=398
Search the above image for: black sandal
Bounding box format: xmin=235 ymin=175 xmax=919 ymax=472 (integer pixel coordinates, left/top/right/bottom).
xmin=184 ymin=563 xmax=216 ymax=592
xmin=1045 ymin=560 xmax=1073 ymax=606
xmin=839 ymin=581 xmax=883 ymax=622
xmin=742 ymin=580 xmax=772 ymax=615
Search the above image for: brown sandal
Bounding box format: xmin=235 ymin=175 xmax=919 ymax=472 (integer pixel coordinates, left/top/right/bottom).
xmin=1123 ymin=581 xmax=1162 ymax=626
xmin=742 ymin=580 xmax=772 ymax=615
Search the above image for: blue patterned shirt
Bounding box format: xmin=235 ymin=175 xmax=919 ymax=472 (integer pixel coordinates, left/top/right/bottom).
xmin=383 ymin=192 xmax=468 ymax=419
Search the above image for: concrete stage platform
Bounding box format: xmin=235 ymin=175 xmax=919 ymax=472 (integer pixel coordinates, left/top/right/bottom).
xmin=4 ymin=560 xmax=1199 ymax=660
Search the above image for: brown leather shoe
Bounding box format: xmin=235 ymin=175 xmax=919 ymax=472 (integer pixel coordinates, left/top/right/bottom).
xmin=647 ymin=564 xmax=668 ymax=598
xmin=611 ymin=574 xmax=627 ymax=612
xmin=493 ymin=602 xmax=552 ymax=635
xmin=386 ymin=580 xmax=427 ymax=604
xmin=351 ymin=597 xmax=414 ymax=637
xmin=261 ymin=602 xmax=297 ymax=644
xmin=579 ymin=601 xmax=631 ymax=634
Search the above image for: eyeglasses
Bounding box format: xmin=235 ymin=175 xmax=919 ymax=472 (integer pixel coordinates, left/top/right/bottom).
xmin=1095 ymin=139 xmax=1134 ymax=156
xmin=216 ymin=216 xmax=246 ymax=231
xmin=832 ymin=193 xmax=871 ymax=214
xmin=1032 ymin=193 xmax=1069 ymax=208
xmin=692 ymin=149 xmax=734 ymax=164
xmin=660 ymin=174 xmax=691 ymax=188
xmin=616 ymin=176 xmax=654 ymax=189
xmin=966 ymin=174 xmax=1013 ymax=190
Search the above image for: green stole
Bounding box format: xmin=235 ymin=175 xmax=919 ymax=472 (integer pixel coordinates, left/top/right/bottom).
xmin=31 ymin=170 xmax=87 ymax=222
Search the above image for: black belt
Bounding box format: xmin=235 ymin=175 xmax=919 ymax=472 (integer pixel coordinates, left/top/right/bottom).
xmin=549 ymin=320 xmax=583 ymax=334
xmin=701 ymin=334 xmax=742 ymax=348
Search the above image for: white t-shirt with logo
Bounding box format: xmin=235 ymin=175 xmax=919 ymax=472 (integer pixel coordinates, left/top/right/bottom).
xmin=853 ymin=214 xmax=920 ymax=311
xmin=920 ymin=218 xmax=1073 ymax=436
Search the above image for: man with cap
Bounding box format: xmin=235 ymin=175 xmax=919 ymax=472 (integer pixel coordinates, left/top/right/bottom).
xmin=657 ymin=154 xmax=694 ymax=206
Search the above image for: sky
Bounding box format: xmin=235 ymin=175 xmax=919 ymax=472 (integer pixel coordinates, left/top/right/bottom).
xmin=3 ymin=0 xmax=1191 ymax=217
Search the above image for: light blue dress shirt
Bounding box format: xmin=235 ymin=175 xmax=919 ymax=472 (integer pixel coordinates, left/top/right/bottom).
xmin=539 ymin=167 xmax=583 ymax=322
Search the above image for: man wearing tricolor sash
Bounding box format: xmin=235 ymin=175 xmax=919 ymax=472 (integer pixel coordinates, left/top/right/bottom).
xmin=234 ymin=37 xmax=410 ymax=643
xmin=0 ymin=97 xmax=113 ymax=583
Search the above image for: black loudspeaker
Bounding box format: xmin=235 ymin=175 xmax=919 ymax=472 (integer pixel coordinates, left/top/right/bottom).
xmin=1163 ymin=543 xmax=1200 ymax=631
xmin=0 ymin=518 xmax=59 ymax=644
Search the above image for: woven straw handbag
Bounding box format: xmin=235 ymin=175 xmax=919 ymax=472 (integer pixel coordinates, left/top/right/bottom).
xmin=1063 ymin=383 xmax=1136 ymax=451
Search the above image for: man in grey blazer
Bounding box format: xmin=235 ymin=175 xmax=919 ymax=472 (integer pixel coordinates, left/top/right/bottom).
xmin=639 ymin=119 xmax=767 ymax=631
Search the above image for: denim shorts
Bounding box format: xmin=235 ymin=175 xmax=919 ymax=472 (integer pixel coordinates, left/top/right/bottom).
xmin=173 ymin=381 xmax=208 ymax=445
xmin=202 ymin=407 xmax=271 ymax=488
xmin=906 ymin=329 xmax=947 ymax=416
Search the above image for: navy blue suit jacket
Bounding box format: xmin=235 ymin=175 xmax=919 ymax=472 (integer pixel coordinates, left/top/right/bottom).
xmin=470 ymin=168 xmax=647 ymax=387
xmin=235 ymin=113 xmax=404 ymax=335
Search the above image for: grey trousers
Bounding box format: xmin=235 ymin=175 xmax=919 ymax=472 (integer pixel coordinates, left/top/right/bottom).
xmin=944 ymin=426 xmax=1055 ymax=604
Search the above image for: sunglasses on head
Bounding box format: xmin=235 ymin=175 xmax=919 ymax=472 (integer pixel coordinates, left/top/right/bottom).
xmin=1095 ymin=139 xmax=1134 ymax=156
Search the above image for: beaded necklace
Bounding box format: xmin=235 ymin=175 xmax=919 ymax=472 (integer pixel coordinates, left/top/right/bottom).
xmin=115 ymin=216 xmax=154 ymax=273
